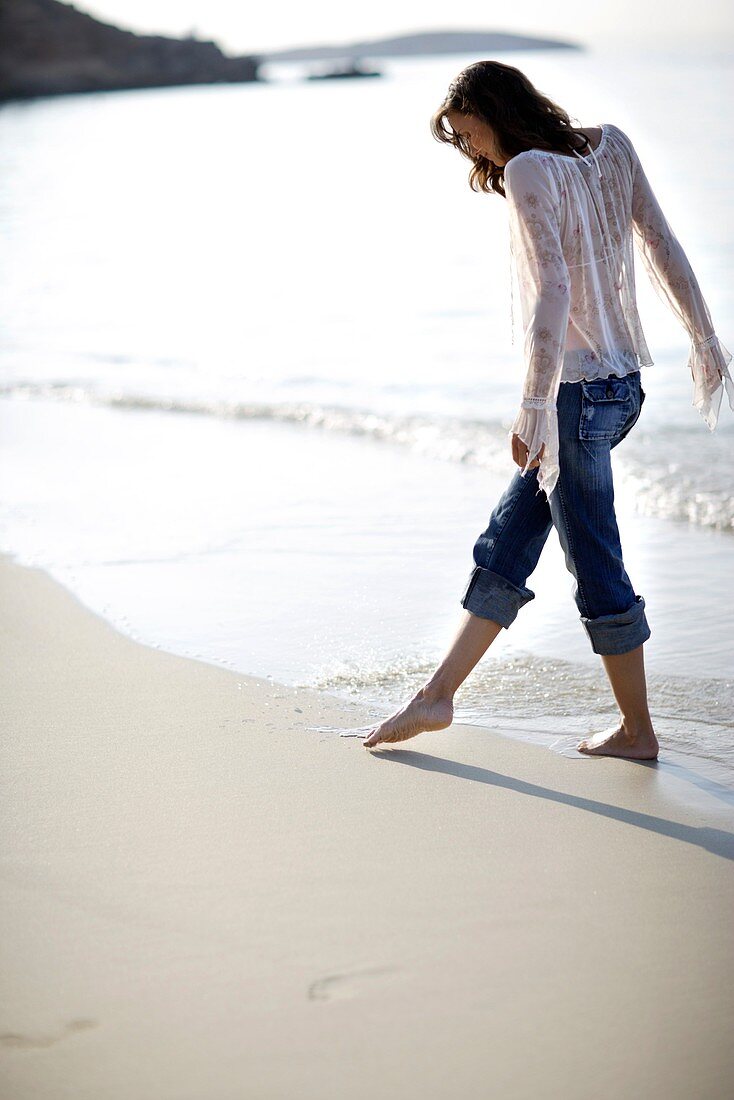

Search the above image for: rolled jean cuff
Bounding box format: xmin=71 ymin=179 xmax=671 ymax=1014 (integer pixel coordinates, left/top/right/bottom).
xmin=580 ymin=595 xmax=651 ymax=655
xmin=460 ymin=565 xmax=536 ymax=628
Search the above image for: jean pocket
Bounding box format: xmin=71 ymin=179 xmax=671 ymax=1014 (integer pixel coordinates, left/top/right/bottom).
xmin=579 ymin=375 xmax=636 ymax=441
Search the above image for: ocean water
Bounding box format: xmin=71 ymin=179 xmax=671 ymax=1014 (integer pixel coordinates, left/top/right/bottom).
xmin=1 ymin=44 xmax=733 ymax=801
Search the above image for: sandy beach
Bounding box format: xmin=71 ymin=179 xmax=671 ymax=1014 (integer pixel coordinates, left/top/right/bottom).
xmin=1 ymin=550 xmax=733 ymax=1099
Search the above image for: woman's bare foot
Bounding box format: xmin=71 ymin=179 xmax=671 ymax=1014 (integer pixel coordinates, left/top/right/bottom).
xmin=577 ymin=719 xmax=659 ymax=760
xmin=363 ymin=689 xmax=454 ymax=748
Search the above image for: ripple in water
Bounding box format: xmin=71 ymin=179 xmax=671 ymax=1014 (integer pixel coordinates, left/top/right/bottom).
xmin=3 ymin=383 xmax=732 ymax=532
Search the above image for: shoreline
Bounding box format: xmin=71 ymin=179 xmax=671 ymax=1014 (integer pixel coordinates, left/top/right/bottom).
xmin=1 ymin=395 xmax=732 ymax=802
xmin=2 ymin=550 xmax=734 ymax=1098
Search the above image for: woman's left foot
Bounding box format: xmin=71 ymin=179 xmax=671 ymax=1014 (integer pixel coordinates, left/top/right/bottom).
xmin=363 ymin=691 xmax=453 ymax=748
xmin=577 ymin=722 xmax=659 ymax=760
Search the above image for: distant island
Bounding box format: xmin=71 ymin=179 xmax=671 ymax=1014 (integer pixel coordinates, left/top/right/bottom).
xmin=0 ymin=3 xmax=579 ymax=104
xmin=261 ymin=30 xmax=579 ymax=63
xmin=0 ymin=0 xmax=263 ymax=102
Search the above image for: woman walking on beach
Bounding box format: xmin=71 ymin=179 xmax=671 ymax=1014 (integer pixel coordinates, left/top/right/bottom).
xmin=363 ymin=60 xmax=733 ymax=756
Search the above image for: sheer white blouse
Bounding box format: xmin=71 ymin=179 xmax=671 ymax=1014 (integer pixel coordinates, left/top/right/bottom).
xmin=504 ymin=122 xmax=734 ymax=500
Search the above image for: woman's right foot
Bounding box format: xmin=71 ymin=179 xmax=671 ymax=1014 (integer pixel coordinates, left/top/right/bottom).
xmin=363 ymin=691 xmax=454 ymax=748
xmin=577 ymin=721 xmax=659 ymax=760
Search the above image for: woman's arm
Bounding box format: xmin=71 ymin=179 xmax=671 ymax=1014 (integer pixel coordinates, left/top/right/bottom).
xmin=628 ymin=135 xmax=734 ymax=428
xmin=504 ymin=153 xmax=570 ymax=497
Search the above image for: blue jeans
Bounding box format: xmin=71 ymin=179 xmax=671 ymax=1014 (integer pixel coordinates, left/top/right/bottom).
xmin=460 ymin=362 xmax=650 ymax=655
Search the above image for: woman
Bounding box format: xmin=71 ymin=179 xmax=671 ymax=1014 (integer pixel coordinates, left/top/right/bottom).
xmin=362 ymin=60 xmax=733 ymax=756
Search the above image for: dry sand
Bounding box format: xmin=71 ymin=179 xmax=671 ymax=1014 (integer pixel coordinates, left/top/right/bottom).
xmin=1 ymin=552 xmax=733 ymax=1100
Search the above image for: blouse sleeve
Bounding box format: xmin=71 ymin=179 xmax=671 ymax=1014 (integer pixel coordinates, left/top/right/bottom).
xmin=629 ymin=138 xmax=734 ymax=429
xmin=504 ymin=154 xmax=571 ymax=500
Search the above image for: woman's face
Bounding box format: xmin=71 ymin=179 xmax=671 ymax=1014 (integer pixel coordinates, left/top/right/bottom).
xmin=446 ymin=110 xmax=508 ymax=167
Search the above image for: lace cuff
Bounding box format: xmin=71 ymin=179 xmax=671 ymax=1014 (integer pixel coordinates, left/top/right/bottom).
xmin=693 ymin=333 xmax=720 ymax=351
xmin=509 ymin=404 xmax=561 ymax=500
xmin=521 ymin=396 xmax=555 ymax=409
xmin=687 ymin=334 xmax=734 ymax=430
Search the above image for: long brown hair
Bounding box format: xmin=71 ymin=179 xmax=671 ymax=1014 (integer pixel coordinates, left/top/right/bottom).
xmin=430 ymin=60 xmax=593 ymax=198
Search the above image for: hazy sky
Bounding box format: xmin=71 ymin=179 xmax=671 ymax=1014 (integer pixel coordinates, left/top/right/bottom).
xmin=79 ymin=0 xmax=732 ymax=54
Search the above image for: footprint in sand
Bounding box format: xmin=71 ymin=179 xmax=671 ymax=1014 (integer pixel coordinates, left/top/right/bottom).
xmin=0 ymin=1018 xmax=97 ymax=1051
xmin=307 ymin=966 xmax=401 ymax=1001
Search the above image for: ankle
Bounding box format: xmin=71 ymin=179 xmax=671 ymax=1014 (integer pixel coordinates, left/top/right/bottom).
xmin=620 ymin=712 xmax=655 ymax=737
xmin=418 ymin=677 xmax=455 ymax=705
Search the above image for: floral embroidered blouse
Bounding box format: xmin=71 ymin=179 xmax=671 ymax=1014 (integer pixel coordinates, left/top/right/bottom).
xmin=504 ymin=121 xmax=734 ymax=500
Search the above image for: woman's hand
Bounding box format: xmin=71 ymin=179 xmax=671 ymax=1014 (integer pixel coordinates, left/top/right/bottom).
xmin=511 ymin=434 xmax=544 ymax=470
